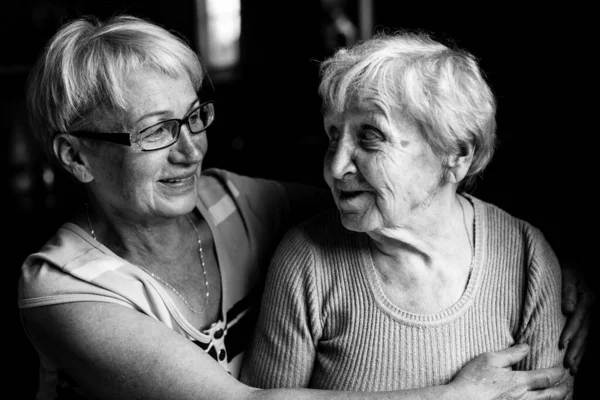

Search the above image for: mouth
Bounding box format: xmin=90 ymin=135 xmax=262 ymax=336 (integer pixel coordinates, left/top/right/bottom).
xmin=338 ymin=190 xmax=366 ymax=200
xmin=159 ymin=175 xmax=195 ymax=184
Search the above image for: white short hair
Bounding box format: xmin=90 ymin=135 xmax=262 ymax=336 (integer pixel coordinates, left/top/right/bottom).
xmin=319 ymin=31 xmax=497 ymax=189
xmin=27 ymin=15 xmax=205 ymax=161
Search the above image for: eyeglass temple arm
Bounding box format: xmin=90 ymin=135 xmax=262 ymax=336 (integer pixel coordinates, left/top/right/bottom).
xmin=67 ymin=131 xmax=133 ymax=146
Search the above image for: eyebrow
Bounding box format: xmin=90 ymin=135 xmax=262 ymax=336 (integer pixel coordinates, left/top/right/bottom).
xmin=134 ymin=97 xmax=201 ymax=126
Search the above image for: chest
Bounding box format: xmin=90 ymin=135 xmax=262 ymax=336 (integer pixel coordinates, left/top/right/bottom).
xmin=150 ymin=240 xmax=222 ymax=330
xmin=371 ymin=253 xmax=474 ymax=314
xmin=308 ymin=262 xmax=524 ymax=391
xmin=376 ymin=276 xmax=469 ymax=314
xmin=311 ymin=300 xmax=517 ymax=391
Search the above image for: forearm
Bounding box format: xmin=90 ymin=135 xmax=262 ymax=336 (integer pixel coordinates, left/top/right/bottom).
xmin=250 ymin=384 xmax=463 ymax=400
xmin=517 ymin=235 xmax=574 ymax=398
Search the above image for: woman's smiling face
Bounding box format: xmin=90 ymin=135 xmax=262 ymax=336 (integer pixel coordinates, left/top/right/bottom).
xmin=83 ymin=69 xmax=208 ymax=222
xmin=322 ymin=99 xmax=446 ymax=234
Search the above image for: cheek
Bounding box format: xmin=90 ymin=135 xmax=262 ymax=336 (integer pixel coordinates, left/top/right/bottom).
xmin=414 ymin=153 xmax=444 ymax=186
xmin=360 ymin=153 xmax=399 ymax=191
xmin=100 ymin=154 xmax=161 ymax=202
xmin=124 ymin=156 xmax=161 ymax=190
xmin=89 ymin=149 xmax=123 ymax=183
xmin=194 ymin=132 xmax=209 ymax=155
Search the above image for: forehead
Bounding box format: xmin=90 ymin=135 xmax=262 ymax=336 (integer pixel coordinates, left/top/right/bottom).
xmin=109 ymin=70 xmax=194 ymax=126
xmin=325 ymin=96 xmax=385 ymax=117
xmin=324 ymin=96 xmax=399 ymax=126
xmin=125 ymin=70 xmax=195 ymax=104
xmin=94 ymin=70 xmax=198 ymax=131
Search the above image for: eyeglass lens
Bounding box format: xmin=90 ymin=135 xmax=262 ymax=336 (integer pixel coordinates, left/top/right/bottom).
xmin=140 ymin=103 xmax=213 ymax=150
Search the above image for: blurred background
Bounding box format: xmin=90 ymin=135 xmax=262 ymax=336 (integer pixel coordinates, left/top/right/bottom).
xmin=3 ymin=1 xmax=595 ymax=398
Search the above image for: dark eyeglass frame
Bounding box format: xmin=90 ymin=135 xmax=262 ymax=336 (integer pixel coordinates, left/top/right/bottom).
xmin=64 ymin=100 xmax=215 ymax=152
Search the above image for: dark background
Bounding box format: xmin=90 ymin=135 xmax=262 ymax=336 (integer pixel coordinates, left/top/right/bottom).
xmin=4 ymin=1 xmax=595 ymax=398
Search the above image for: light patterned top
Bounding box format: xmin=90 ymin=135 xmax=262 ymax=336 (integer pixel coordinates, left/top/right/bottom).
xmin=18 ymin=168 xmax=323 ymax=400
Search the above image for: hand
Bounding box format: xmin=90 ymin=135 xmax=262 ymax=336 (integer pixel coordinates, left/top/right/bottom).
xmin=559 ymin=263 xmax=595 ymax=375
xmin=450 ymin=344 xmax=568 ymax=400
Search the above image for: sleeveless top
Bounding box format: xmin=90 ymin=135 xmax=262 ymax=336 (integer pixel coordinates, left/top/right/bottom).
xmin=18 ymin=168 xmax=299 ymax=399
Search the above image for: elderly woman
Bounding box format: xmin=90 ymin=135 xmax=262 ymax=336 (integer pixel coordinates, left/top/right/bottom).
xmin=241 ymin=31 xmax=576 ymax=397
xmin=17 ymin=16 xmax=585 ymax=400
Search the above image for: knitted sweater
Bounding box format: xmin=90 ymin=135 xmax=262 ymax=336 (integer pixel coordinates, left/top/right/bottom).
xmin=241 ymin=195 xmax=572 ymax=395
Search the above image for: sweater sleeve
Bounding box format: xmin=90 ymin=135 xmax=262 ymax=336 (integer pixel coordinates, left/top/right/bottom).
xmin=515 ymin=227 xmax=573 ymax=396
xmin=239 ymin=226 xmax=322 ymax=388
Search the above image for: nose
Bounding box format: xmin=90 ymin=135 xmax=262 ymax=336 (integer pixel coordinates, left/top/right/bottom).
xmin=325 ymin=135 xmax=357 ymax=180
xmin=170 ymin=124 xmax=206 ymax=164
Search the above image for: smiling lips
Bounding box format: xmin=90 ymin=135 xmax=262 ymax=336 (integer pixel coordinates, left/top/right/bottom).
xmin=160 ymin=174 xmax=195 ymax=184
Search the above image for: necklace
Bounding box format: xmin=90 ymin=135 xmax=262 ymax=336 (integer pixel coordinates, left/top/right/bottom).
xmin=85 ymin=203 xmax=209 ymax=314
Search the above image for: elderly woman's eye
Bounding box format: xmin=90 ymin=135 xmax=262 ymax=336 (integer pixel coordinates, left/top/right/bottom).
xmin=360 ymin=128 xmax=381 ymax=144
xmin=326 ymin=127 xmax=339 ymax=146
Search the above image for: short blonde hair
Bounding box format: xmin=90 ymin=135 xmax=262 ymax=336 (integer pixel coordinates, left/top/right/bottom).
xmin=319 ymin=31 xmax=497 ymax=189
xmin=27 ymin=15 xmax=205 ymax=161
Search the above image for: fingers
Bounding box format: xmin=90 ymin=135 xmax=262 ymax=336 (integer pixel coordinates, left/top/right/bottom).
xmin=528 ymin=383 xmax=568 ymax=400
xmin=564 ymin=312 xmax=590 ymax=373
xmin=560 ymin=290 xmax=594 ymax=350
xmin=570 ymin=349 xmax=586 ymax=376
xmin=490 ymin=343 xmax=530 ymax=367
xmin=559 ymin=314 xmax=581 ymax=351
xmin=560 ymin=267 xmax=578 ymax=315
xmin=522 ymin=366 xmax=566 ymax=391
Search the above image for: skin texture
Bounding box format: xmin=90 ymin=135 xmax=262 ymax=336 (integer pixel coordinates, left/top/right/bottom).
xmin=322 ymin=99 xmax=475 ymax=314
xmin=323 ymin=99 xmax=447 ymax=234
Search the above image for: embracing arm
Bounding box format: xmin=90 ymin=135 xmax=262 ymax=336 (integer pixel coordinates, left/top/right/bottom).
xmin=515 ymin=232 xmax=574 ymax=397
xmin=559 ymin=262 xmax=595 ymax=374
xmin=22 ymin=303 xmax=253 ymax=400
xmin=23 ymin=300 xmax=566 ymax=400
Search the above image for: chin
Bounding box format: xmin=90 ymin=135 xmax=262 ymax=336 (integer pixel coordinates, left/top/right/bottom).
xmin=157 ymin=196 xmax=198 ymax=218
xmin=338 ymin=211 xmax=373 ymax=233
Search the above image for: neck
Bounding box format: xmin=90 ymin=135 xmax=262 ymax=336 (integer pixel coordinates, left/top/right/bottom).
xmin=82 ymin=202 xmax=196 ymax=266
xmin=368 ymin=193 xmax=475 ymax=313
xmin=368 ymin=193 xmax=472 ymax=276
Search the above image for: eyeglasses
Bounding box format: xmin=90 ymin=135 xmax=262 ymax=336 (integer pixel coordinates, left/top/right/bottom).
xmin=66 ymin=101 xmax=215 ymax=151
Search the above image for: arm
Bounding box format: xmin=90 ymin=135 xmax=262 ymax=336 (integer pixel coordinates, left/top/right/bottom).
xmin=515 ymin=231 xmax=574 ymax=397
xmin=559 ymin=262 xmax=595 ymax=374
xmin=22 ymin=302 xmax=253 ymax=400
xmin=240 ymin=227 xmax=318 ymax=389
xmin=23 ymin=293 xmax=568 ymax=400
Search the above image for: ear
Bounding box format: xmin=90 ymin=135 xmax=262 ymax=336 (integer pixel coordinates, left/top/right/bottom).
xmin=445 ymin=144 xmax=473 ymax=185
xmin=52 ymin=134 xmax=94 ymax=183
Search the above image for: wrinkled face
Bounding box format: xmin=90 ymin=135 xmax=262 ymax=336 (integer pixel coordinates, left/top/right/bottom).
xmin=84 ymin=70 xmax=207 ymax=222
xmin=322 ymin=99 xmax=445 ymax=234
